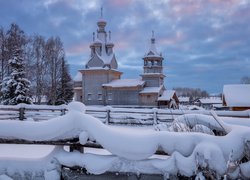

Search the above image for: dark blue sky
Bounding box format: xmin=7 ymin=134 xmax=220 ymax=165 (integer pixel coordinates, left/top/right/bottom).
xmin=1 ymin=0 xmax=250 ymax=93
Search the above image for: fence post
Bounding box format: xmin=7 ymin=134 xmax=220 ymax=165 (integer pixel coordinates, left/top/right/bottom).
xmin=152 ymin=108 xmax=158 ymax=125
xmin=69 ymin=144 xmax=84 ymax=153
xmin=106 ymin=106 xmax=111 ymax=124
xmin=19 ymin=107 xmax=25 ymax=121
xmin=61 ymin=109 xmax=66 ymax=115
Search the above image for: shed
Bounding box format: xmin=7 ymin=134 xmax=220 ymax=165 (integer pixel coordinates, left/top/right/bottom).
xmin=158 ymin=90 xmax=179 ymax=109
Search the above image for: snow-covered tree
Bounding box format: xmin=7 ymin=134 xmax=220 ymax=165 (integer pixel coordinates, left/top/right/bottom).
xmin=0 ymin=47 xmax=31 ymax=105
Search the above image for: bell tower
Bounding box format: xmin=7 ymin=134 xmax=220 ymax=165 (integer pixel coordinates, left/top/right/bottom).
xmin=141 ymin=31 xmax=165 ymax=87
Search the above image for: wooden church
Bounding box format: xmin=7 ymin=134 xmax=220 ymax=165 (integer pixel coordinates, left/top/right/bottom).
xmin=73 ymin=12 xmax=179 ymax=109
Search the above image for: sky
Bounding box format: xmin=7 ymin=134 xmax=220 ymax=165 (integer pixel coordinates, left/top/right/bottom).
xmin=0 ymin=0 xmax=250 ymax=94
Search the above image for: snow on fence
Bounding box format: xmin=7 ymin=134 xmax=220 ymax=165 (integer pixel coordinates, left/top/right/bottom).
xmin=0 ymin=102 xmax=249 ymax=179
xmin=0 ymin=104 xmax=66 ymax=121
xmin=0 ymin=103 xmax=249 ymax=125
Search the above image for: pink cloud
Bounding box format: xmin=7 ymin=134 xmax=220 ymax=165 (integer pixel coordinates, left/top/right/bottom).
xmin=159 ymin=30 xmax=186 ymax=45
xmin=66 ymin=42 xmax=89 ymax=57
xmin=168 ymin=0 xmax=202 ymax=17
xmin=219 ymin=40 xmax=244 ymax=50
xmin=108 ymin=0 xmax=132 ymax=7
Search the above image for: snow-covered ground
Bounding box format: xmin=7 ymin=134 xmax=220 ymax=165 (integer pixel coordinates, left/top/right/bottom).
xmin=0 ymin=102 xmax=249 ymax=179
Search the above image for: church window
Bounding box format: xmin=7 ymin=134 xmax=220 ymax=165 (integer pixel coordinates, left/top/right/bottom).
xmin=87 ymin=93 xmax=92 ymax=101
xmin=108 ymin=93 xmax=112 ymax=101
xmin=98 ymin=93 xmax=102 ymax=100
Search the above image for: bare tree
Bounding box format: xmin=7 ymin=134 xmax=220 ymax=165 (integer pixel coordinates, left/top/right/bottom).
xmin=173 ymin=87 xmax=209 ymax=100
xmin=44 ymin=37 xmax=64 ymax=105
xmin=0 ymin=27 xmax=8 ymax=82
xmin=240 ymin=76 xmax=250 ymax=84
xmin=29 ymin=35 xmax=47 ymax=104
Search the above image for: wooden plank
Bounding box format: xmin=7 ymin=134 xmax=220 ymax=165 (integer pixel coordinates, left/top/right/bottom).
xmin=62 ymin=168 xmax=164 ymax=180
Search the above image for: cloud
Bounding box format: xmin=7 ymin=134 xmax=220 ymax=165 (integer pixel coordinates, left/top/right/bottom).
xmin=1 ymin=0 xmax=250 ymax=93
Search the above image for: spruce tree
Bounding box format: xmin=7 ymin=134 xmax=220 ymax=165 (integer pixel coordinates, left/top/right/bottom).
xmin=55 ymin=58 xmax=73 ymax=105
xmin=0 ymin=47 xmax=31 ymax=105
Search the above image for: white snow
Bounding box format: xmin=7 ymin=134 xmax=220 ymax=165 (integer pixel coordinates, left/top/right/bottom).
xmin=103 ymin=79 xmax=145 ymax=88
xmin=223 ymin=84 xmax=250 ymax=107
xmin=158 ymin=90 xmax=175 ymax=101
xmin=140 ymin=86 xmax=162 ymax=94
xmin=0 ymin=146 xmax=60 ymax=180
xmin=0 ymin=102 xmax=249 ymax=178
xmin=73 ymin=72 xmax=82 ymax=81
xmin=198 ymin=97 xmax=222 ymax=104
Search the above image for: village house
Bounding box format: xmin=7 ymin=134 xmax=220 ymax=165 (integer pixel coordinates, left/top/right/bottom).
xmin=223 ymin=84 xmax=250 ymax=111
xmin=178 ymin=96 xmax=190 ymax=106
xmin=194 ymin=97 xmax=222 ymax=110
xmin=74 ymin=14 xmax=179 ymax=108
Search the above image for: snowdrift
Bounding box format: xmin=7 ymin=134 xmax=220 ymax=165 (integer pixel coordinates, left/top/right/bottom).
xmin=0 ymin=102 xmax=249 ymax=179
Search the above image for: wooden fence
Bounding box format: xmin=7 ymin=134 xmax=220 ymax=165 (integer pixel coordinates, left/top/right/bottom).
xmin=0 ymin=104 xmax=249 ymax=179
xmin=0 ymin=104 xmax=250 ymax=125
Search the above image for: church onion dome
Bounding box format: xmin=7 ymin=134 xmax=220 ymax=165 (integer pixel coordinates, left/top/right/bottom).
xmin=97 ymin=18 xmax=107 ymax=30
xmin=106 ymin=31 xmax=114 ymax=47
xmin=106 ymin=41 xmax=114 ymax=47
xmin=97 ymin=18 xmax=107 ymax=25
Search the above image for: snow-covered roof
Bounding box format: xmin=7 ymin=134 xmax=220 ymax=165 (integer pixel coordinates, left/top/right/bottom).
xmin=103 ymin=79 xmax=145 ymax=88
xmin=178 ymin=97 xmax=190 ymax=102
xmin=73 ymin=72 xmax=82 ymax=81
xmin=158 ymin=90 xmax=175 ymax=101
xmin=73 ymin=87 xmax=82 ymax=90
xmin=93 ymin=38 xmax=102 ymax=44
xmin=96 ymin=52 xmax=114 ymax=65
xmin=223 ymin=84 xmax=250 ymax=107
xmin=139 ymin=86 xmax=162 ymax=94
xmin=187 ymin=105 xmax=204 ymax=110
xmin=83 ymin=67 xmax=121 ymax=73
xmin=198 ymin=98 xmax=222 ymax=104
xmin=144 ymin=36 xmax=162 ymax=58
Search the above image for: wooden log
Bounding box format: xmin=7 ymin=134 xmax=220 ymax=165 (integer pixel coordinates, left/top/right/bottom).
xmin=62 ymin=167 xmax=164 ymax=180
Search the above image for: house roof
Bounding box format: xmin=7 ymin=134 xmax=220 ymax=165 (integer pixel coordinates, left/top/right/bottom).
xmin=103 ymin=79 xmax=145 ymax=88
xmin=198 ymin=98 xmax=222 ymax=104
xmin=158 ymin=90 xmax=175 ymax=101
xmin=223 ymin=84 xmax=250 ymax=107
xmin=139 ymin=85 xmax=163 ymax=94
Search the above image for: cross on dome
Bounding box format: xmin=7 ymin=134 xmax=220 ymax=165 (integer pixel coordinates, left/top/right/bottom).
xmin=101 ymin=6 xmax=103 ymax=18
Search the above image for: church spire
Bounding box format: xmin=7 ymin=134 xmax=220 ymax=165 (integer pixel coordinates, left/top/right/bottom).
xmin=151 ymin=30 xmax=155 ymax=44
xmin=145 ymin=30 xmax=159 ymax=57
xmin=100 ymin=6 xmax=103 ymax=18
xmin=97 ymin=7 xmax=107 ymax=32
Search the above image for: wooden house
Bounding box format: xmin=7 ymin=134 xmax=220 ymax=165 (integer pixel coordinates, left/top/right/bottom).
xmin=223 ymin=84 xmax=250 ymax=111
